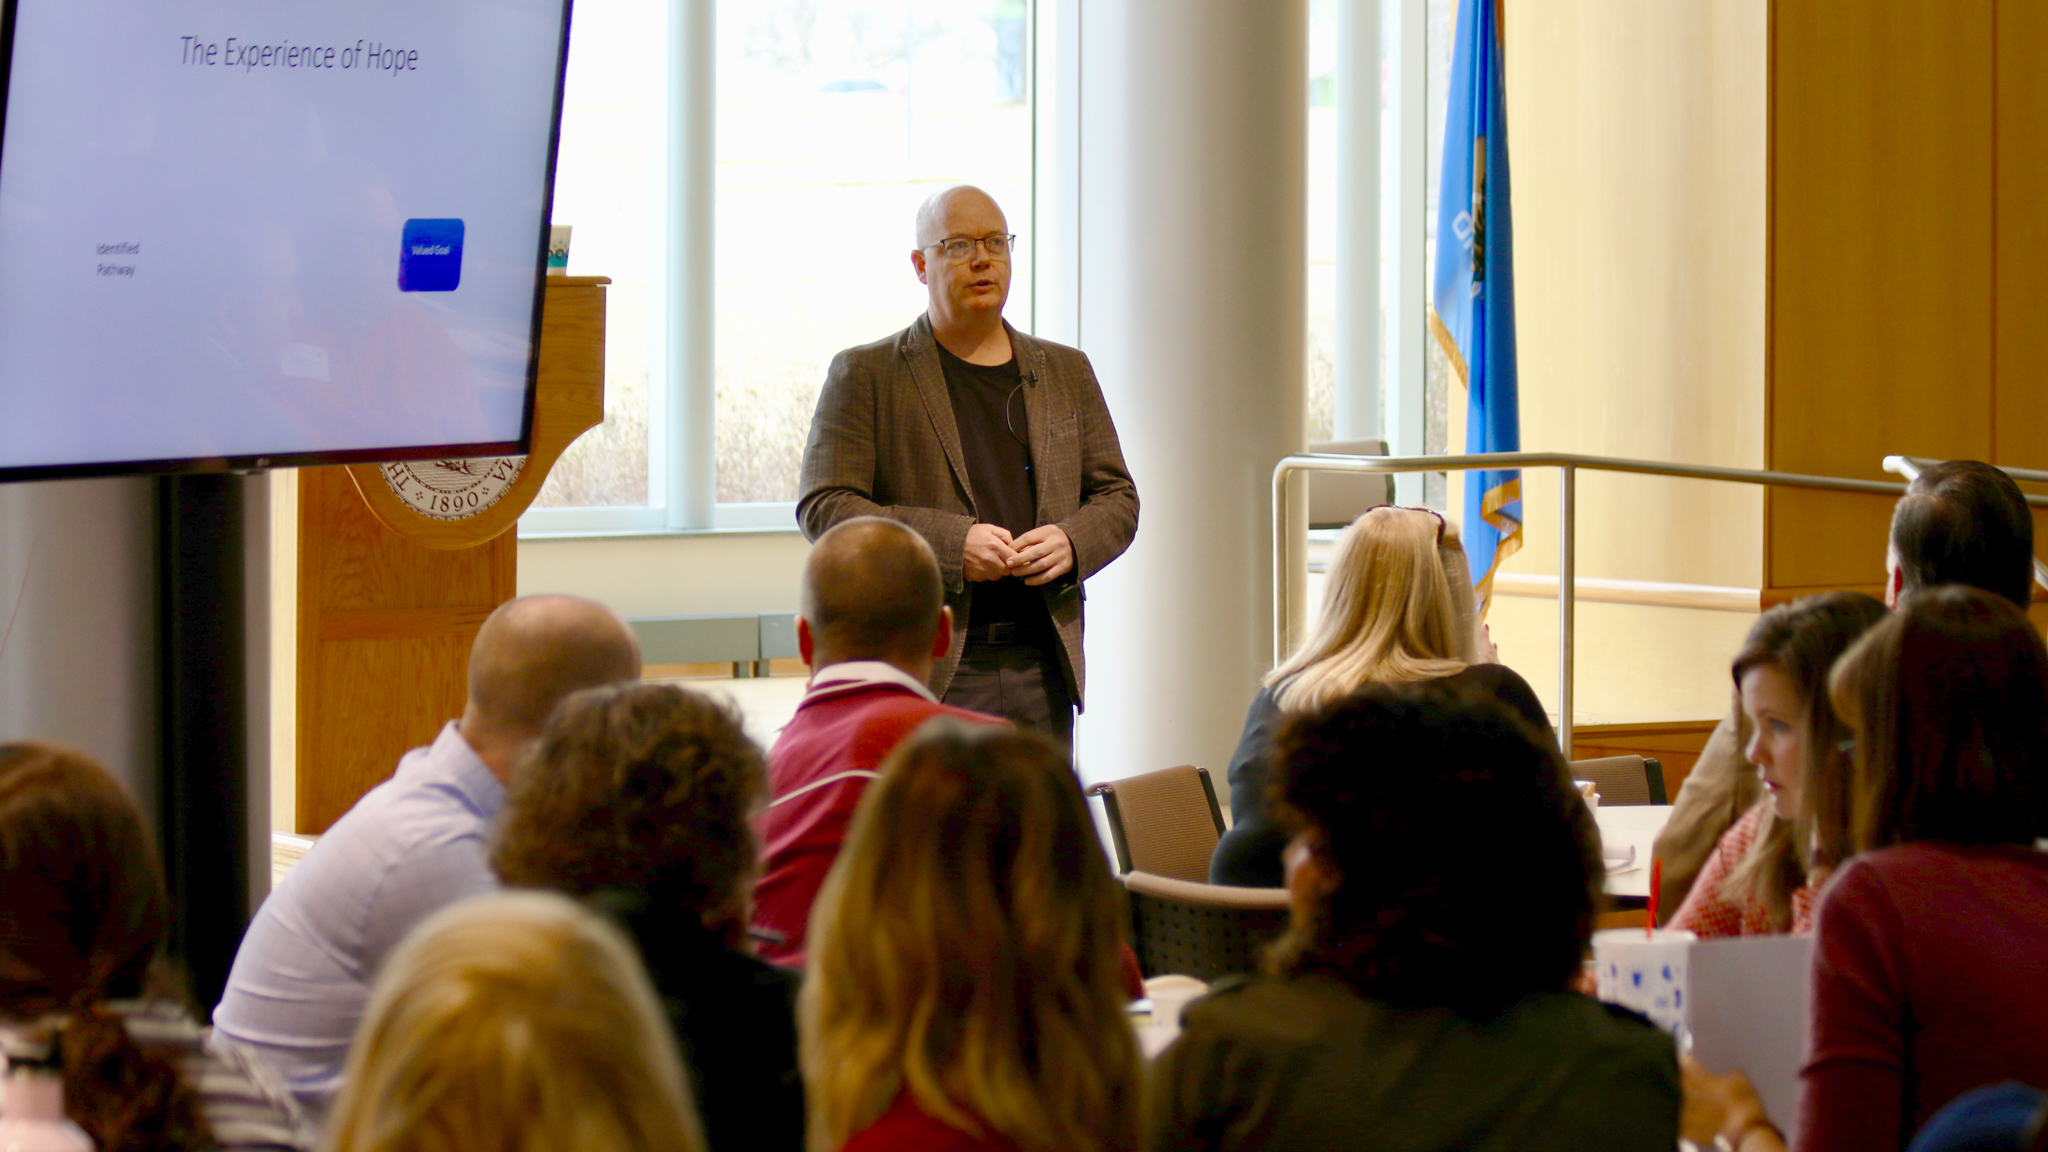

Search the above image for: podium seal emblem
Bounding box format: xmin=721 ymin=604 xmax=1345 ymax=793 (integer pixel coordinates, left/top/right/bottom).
xmin=380 ymin=457 xmax=527 ymax=521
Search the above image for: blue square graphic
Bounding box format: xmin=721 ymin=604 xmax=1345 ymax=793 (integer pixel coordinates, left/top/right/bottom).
xmin=398 ymin=218 xmax=464 ymax=292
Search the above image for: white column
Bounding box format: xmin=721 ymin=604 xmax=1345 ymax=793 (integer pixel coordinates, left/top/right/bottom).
xmin=1073 ymin=0 xmax=1308 ymax=783
xmin=1334 ymin=0 xmax=1381 ymax=441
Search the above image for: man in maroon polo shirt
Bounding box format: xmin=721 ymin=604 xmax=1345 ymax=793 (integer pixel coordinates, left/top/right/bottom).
xmin=752 ymin=516 xmax=1003 ymax=967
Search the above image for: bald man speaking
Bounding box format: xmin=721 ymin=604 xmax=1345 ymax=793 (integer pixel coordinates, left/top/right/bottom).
xmin=214 ymin=595 xmax=641 ymax=1124
xmin=798 ymin=186 xmax=1138 ymax=744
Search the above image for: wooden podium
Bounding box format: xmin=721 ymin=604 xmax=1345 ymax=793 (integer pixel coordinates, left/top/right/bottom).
xmin=294 ymin=276 xmax=608 ymax=834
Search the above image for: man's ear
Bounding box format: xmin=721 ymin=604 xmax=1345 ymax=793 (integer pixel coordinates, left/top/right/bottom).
xmin=797 ymin=616 xmax=816 ymax=667
xmin=911 ymin=248 xmax=928 ymax=284
xmin=930 ymin=605 xmax=953 ymax=660
xmin=1884 ymin=552 xmax=1905 ymax=610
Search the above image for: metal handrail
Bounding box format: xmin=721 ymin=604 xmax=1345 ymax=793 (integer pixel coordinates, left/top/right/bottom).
xmin=1882 ymin=455 xmax=2048 ymax=591
xmin=1271 ymin=450 xmax=1977 ymax=760
xmin=1886 ymin=454 xmax=2048 ymax=486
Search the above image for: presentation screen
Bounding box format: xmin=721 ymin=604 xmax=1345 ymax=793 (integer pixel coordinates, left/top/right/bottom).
xmin=0 ymin=0 xmax=572 ymax=479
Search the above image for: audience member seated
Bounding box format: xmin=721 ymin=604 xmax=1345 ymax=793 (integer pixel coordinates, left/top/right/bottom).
xmin=1684 ymin=587 xmax=2048 ymax=1152
xmin=753 ymin=516 xmax=1000 ymax=966
xmin=213 ymin=595 xmax=641 ymax=1123
xmin=802 ymin=721 xmax=1141 ymax=1152
xmin=1670 ymin=592 xmax=1885 ymax=937
xmin=1156 ymin=682 xmax=1679 ymax=1150
xmin=1210 ymin=505 xmax=1550 ymax=888
xmin=492 ymin=681 xmax=802 ymax=1152
xmin=0 ymin=743 xmax=308 ymax=1151
xmin=1655 ymin=460 xmax=2035 ymax=913
xmin=323 ymin=890 xmax=704 ymax=1152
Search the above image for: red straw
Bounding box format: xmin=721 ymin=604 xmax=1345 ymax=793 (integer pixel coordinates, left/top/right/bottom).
xmin=1647 ymin=857 xmax=1663 ymax=938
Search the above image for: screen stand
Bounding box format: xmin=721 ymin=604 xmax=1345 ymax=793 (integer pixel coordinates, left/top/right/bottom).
xmin=157 ymin=472 xmax=249 ymax=1016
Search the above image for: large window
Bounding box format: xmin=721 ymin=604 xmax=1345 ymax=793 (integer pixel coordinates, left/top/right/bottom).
xmin=1306 ymin=0 xmax=1337 ymax=444
xmin=715 ymin=0 xmax=1032 ymax=503
xmin=1300 ymin=0 xmax=1450 ymax=506
xmin=530 ymin=0 xmax=1033 ymax=529
xmin=535 ymin=0 xmax=662 ymax=511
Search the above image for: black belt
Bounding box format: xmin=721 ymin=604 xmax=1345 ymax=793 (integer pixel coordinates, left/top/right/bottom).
xmin=965 ymin=621 xmax=1046 ymax=645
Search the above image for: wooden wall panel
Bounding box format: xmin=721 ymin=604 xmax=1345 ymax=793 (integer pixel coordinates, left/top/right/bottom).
xmin=296 ymin=467 xmax=516 ymax=833
xmin=1995 ymin=1 xmax=2048 ymax=471
xmin=1995 ymin=1 xmax=2048 ymax=625
xmin=1766 ymin=0 xmax=1995 ymax=592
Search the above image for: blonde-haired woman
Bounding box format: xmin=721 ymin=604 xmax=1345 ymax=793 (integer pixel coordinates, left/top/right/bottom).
xmin=1211 ymin=505 xmax=1552 ymax=886
xmin=324 ymin=890 xmax=704 ymax=1152
xmin=801 ymin=721 xmax=1142 ymax=1152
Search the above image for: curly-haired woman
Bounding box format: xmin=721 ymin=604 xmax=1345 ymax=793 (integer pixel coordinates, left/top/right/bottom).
xmin=493 ymin=682 xmax=800 ymax=1152
xmin=1157 ymin=681 xmax=1678 ymax=1151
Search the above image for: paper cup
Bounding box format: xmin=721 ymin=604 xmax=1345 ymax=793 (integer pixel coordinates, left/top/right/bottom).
xmin=1592 ymin=928 xmax=1695 ymax=1038
xmin=546 ymin=225 xmax=572 ymax=273
xmin=1143 ymin=974 xmax=1210 ymax=1031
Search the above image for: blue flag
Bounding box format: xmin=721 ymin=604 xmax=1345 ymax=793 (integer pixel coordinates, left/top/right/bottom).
xmin=1430 ymin=0 xmax=1521 ymax=615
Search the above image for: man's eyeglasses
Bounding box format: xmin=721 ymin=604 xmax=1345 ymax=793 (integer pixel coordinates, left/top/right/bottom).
xmin=923 ymin=233 xmax=1016 ymax=262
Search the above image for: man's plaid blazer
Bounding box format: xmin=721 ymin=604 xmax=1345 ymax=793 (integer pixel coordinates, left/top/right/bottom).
xmin=797 ymin=313 xmax=1139 ymax=708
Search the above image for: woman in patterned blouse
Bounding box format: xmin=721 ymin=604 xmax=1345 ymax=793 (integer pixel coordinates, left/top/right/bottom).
xmin=1670 ymin=592 xmax=1885 ymax=937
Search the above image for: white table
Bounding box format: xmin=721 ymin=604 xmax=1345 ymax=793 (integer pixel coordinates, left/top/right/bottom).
xmin=1596 ymin=804 xmax=1672 ymax=900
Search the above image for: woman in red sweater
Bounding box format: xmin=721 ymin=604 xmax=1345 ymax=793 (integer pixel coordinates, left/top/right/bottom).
xmin=1685 ymin=586 xmax=2048 ymax=1152
xmin=798 ymin=721 xmax=1142 ymax=1152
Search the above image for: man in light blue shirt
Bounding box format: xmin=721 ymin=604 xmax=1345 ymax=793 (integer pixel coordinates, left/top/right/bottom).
xmin=213 ymin=594 xmax=642 ymax=1125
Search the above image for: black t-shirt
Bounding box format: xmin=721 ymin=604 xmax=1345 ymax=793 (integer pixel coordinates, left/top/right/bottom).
xmin=938 ymin=341 xmax=1045 ymax=632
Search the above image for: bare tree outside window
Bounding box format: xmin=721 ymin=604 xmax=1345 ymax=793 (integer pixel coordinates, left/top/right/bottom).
xmin=748 ymin=0 xmax=822 ymax=70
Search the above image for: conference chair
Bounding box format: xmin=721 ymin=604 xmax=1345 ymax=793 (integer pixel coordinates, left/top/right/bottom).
xmin=1307 ymin=438 xmax=1394 ymax=529
xmin=1569 ymin=755 xmax=1668 ymax=806
xmin=1087 ymin=765 xmax=1226 ymax=883
xmin=1122 ymin=870 xmax=1290 ymax=982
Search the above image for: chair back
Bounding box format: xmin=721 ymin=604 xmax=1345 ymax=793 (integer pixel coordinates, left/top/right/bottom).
xmin=1569 ymin=755 xmax=1668 ymax=806
xmin=1122 ymin=871 xmax=1290 ymax=982
xmin=1307 ymin=438 xmax=1394 ymax=529
xmin=1086 ymin=765 xmax=1225 ymax=882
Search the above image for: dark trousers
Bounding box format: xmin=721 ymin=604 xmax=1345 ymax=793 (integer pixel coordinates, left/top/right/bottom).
xmin=942 ymin=624 xmax=1075 ymax=748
